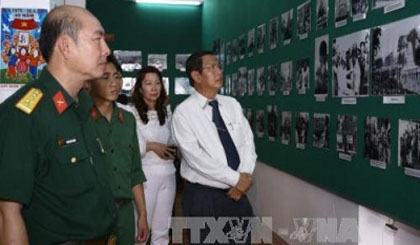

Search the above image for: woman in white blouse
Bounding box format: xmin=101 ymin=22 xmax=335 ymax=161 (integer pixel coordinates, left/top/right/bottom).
xmin=126 ymin=66 xmax=176 ymax=245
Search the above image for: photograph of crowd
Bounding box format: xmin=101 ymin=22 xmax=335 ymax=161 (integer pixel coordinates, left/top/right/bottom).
xmin=335 ymin=0 xmax=350 ymax=27
xmin=280 ymin=111 xmax=292 ymax=145
xmin=315 ymin=35 xmax=329 ymax=96
xmin=364 ymin=116 xmax=391 ymax=167
xmin=296 ymin=58 xmax=310 ymax=94
xmin=352 ymin=0 xmax=368 ymax=21
xmin=313 ymin=113 xmax=330 ymax=149
xmin=269 ymin=17 xmax=279 ymax=49
xmin=372 ymin=0 xmax=404 ymax=10
xmin=147 ymin=54 xmax=167 ymax=71
xmin=175 ymin=54 xmax=190 ymax=71
xmin=257 ymin=66 xmax=265 ymax=96
xmin=295 ymin=112 xmax=310 ymax=147
xmin=268 ymin=64 xmax=278 ymax=96
xmin=257 ymin=110 xmax=265 ymax=138
xmin=297 ymin=0 xmax=311 ymax=39
xmin=248 ymin=28 xmax=255 ymax=57
xmin=113 ymin=50 xmax=142 ymax=72
xmin=281 ymin=61 xmax=292 ymax=95
xmin=371 ymin=15 xmax=420 ymax=95
xmin=398 ymin=119 xmax=420 ymax=173
xmin=333 ymin=29 xmax=370 ymax=97
xmin=281 ymin=9 xmax=293 ymax=45
xmin=174 ymin=77 xmax=194 ymax=95
xmin=238 ymin=66 xmax=247 ymax=96
xmin=267 ymin=105 xmax=278 ymax=141
xmin=257 ymin=23 xmax=266 ymax=54
xmin=239 ymin=33 xmax=247 ymax=60
xmin=248 ymin=68 xmax=255 ymax=96
xmin=316 ymin=0 xmax=328 ymax=30
xmin=336 ymin=114 xmax=358 ymax=156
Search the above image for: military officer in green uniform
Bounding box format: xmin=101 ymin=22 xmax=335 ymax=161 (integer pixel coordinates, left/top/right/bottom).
xmin=87 ymin=54 xmax=149 ymax=245
xmin=0 ymin=6 xmax=116 ymax=245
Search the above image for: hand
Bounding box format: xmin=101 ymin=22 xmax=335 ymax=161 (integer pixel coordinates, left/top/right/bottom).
xmin=135 ymin=212 xmax=149 ymax=243
xmin=227 ymin=187 xmax=242 ymax=201
xmin=234 ymin=173 xmax=253 ymax=194
xmin=147 ymin=142 xmax=176 ymax=160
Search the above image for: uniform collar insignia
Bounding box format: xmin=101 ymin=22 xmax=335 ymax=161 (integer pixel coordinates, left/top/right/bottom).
xmin=90 ymin=107 xmax=100 ymax=121
xmin=52 ymin=91 xmax=68 ymax=115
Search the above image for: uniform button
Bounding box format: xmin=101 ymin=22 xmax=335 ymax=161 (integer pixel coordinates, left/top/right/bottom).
xmin=70 ymin=157 xmax=77 ymax=164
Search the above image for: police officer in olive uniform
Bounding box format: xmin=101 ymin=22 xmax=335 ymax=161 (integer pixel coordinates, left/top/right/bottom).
xmin=0 ymin=6 xmax=116 ymax=245
xmin=87 ymin=55 xmax=149 ymax=245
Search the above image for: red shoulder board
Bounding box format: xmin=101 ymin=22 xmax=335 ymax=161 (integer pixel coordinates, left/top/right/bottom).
xmin=52 ymin=91 xmax=68 ymax=115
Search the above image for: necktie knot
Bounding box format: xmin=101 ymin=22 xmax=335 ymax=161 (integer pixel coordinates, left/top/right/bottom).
xmin=208 ymin=100 xmax=218 ymax=108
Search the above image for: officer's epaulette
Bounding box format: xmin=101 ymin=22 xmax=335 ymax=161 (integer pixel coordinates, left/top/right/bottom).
xmin=15 ymin=87 xmax=43 ymax=114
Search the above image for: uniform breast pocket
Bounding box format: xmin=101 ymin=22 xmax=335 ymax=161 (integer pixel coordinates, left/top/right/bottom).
xmin=54 ymin=142 xmax=95 ymax=197
xmin=229 ymin=122 xmax=244 ymax=147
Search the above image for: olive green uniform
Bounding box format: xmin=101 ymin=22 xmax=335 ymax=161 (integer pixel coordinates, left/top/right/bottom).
xmin=90 ymin=104 xmax=146 ymax=245
xmin=0 ymin=70 xmax=116 ymax=245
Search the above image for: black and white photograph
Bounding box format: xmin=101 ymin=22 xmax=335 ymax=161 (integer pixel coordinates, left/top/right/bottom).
xmin=232 ymin=39 xmax=238 ymax=63
xmin=365 ymin=116 xmax=391 ymax=169
xmin=174 ymin=77 xmax=194 ymax=95
xmin=372 ymin=15 xmax=420 ymax=96
xmin=231 ymin=72 xmax=238 ymax=96
xmin=280 ymin=111 xmax=292 ymax=145
xmin=295 ymin=112 xmax=309 ymax=148
xmin=219 ymin=41 xmax=225 ymax=70
xmin=248 ymin=28 xmax=255 ymax=57
xmin=315 ymin=35 xmax=329 ymax=96
xmin=267 ymin=105 xmax=278 ymax=141
xmin=316 ymin=0 xmax=329 ymax=30
xmin=239 ymin=34 xmax=247 ymax=60
xmin=335 ymin=0 xmax=351 ymax=28
xmin=121 ymin=77 xmax=135 ymax=94
xmin=226 ymin=41 xmax=232 ymax=65
xmin=297 ymin=0 xmax=311 ymax=40
xmin=148 ymin=54 xmax=167 ymax=71
xmin=336 ymin=114 xmax=357 ymax=157
xmin=333 ymin=29 xmax=370 ymax=97
xmin=213 ymin=39 xmax=221 ymax=56
xmin=163 ymin=77 xmax=169 ymax=96
xmin=175 ymin=54 xmax=190 ymax=71
xmin=269 ymin=17 xmax=279 ymax=49
xmin=257 ymin=66 xmax=265 ymax=96
xmin=281 ymin=9 xmax=293 ymax=45
xmin=238 ymin=67 xmax=247 ymax=96
xmin=372 ymin=0 xmax=405 ymax=11
xmin=352 ymin=0 xmax=368 ymax=21
xmin=398 ymin=119 xmax=420 ymax=177
xmin=225 ymin=74 xmax=231 ymax=95
xmin=113 ymin=50 xmax=142 ymax=72
xmin=246 ymin=108 xmax=254 ymax=132
xmin=268 ymin=64 xmax=278 ymax=96
xmin=296 ymin=58 xmax=310 ymax=94
xmin=281 ymin=61 xmax=292 ymax=95
xmin=313 ymin=113 xmax=330 ymax=149
xmin=248 ymin=68 xmax=255 ymax=96
xmin=257 ymin=23 xmax=266 ymax=54
xmin=256 ymin=109 xmax=265 ymax=138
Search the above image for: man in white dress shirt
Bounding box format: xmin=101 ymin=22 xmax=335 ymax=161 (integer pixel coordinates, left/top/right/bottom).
xmin=171 ymin=51 xmax=257 ymax=244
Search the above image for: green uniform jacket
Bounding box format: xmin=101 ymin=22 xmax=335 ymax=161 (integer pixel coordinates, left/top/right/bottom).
xmin=0 ymin=70 xmax=116 ymax=244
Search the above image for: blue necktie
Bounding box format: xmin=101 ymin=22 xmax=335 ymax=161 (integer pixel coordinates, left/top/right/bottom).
xmin=208 ymin=100 xmax=240 ymax=170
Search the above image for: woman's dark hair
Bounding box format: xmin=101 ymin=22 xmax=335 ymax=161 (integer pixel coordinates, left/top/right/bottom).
xmin=132 ymin=66 xmax=168 ymax=125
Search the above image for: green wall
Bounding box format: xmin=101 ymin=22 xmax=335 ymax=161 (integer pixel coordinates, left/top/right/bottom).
xmin=202 ymin=0 xmax=420 ymax=228
xmin=87 ymin=0 xmax=202 ymax=106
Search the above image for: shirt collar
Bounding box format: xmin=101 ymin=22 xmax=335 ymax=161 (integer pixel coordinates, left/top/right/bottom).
xmin=92 ymin=102 xmax=124 ymax=123
xmin=193 ymin=91 xmax=223 ymax=110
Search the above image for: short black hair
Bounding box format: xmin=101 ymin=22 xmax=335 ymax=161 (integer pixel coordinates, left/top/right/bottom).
xmin=185 ymin=51 xmax=214 ymax=87
xmin=107 ymin=54 xmax=122 ymax=73
xmin=39 ymin=6 xmax=83 ymax=63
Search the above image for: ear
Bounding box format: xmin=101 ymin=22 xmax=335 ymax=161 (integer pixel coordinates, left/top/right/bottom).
xmin=56 ymin=35 xmax=74 ymax=60
xmin=191 ymin=70 xmax=201 ymax=85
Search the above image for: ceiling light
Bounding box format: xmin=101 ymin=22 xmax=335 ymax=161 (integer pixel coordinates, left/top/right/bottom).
xmin=135 ymin=0 xmax=203 ymax=6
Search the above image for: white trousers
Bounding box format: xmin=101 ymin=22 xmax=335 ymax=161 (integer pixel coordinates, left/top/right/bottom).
xmin=135 ymin=172 xmax=176 ymax=245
